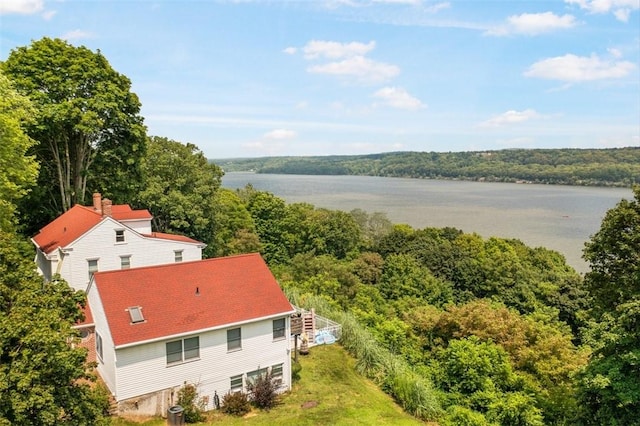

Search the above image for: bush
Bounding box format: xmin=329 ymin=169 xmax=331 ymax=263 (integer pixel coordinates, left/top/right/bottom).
xmin=176 ymin=383 xmax=205 ymax=423
xmin=246 ymin=371 xmax=280 ymax=410
xmin=221 ymin=391 xmax=251 ymax=416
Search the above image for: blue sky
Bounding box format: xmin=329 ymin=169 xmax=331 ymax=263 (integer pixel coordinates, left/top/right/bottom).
xmin=1 ymin=0 xmax=639 ymax=159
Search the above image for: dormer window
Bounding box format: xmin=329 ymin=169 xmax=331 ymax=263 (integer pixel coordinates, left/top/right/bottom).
xmin=115 ymin=229 xmax=125 ymax=243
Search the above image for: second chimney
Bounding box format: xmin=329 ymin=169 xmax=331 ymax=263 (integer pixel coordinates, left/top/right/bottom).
xmin=101 ymin=198 xmax=112 ymax=217
xmin=93 ymin=193 xmax=102 ymax=213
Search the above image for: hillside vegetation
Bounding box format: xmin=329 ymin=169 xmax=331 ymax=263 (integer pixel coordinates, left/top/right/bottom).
xmin=214 ymin=147 xmax=640 ymax=187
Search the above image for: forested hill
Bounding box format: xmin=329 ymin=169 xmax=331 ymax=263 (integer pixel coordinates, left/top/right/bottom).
xmin=214 ymin=147 xmax=640 ymax=187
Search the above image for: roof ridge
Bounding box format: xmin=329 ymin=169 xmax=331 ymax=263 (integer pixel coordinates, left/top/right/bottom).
xmin=93 ymin=253 xmax=262 ymax=277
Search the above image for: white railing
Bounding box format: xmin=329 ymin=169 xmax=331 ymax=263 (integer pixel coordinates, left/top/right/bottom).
xmin=292 ymin=306 xmax=341 ymax=347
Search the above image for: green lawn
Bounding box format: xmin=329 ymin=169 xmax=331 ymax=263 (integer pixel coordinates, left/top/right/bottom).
xmin=112 ymin=344 xmax=426 ymax=425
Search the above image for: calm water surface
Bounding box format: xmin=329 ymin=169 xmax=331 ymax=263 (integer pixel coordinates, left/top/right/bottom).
xmin=222 ymin=172 xmax=633 ymax=273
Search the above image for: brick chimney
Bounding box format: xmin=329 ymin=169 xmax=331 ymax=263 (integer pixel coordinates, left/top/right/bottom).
xmin=93 ymin=193 xmax=102 ymax=214
xmin=101 ymin=198 xmax=113 ymax=217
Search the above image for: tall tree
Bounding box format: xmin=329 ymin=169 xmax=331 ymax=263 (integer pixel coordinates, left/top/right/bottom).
xmin=577 ymin=186 xmax=640 ymax=424
xmin=134 ymin=136 xmax=223 ymax=255
xmin=0 ymin=71 xmax=38 ymax=232
xmin=2 ymin=37 xmax=146 ymax=223
xmin=0 ymin=231 xmax=109 ymax=425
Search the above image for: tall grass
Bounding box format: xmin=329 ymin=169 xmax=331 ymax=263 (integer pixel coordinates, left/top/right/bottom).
xmin=287 ymin=290 xmax=442 ymax=421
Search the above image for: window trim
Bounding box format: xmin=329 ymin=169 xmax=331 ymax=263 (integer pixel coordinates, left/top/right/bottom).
xmin=230 ymin=374 xmax=243 ymax=392
xmin=120 ymin=255 xmax=131 ymax=269
xmin=166 ymin=336 xmax=200 ymax=366
xmin=174 ymin=250 xmax=183 ymax=263
xmin=272 ymin=318 xmax=286 ymax=340
xmin=227 ymin=327 xmax=242 ymax=352
xmin=87 ymin=258 xmax=99 ymax=281
xmin=115 ymin=229 xmax=125 ymax=243
xmin=96 ymin=331 xmax=103 ymax=362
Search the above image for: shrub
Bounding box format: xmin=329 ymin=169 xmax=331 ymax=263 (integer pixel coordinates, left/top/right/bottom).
xmin=176 ymin=383 xmax=205 ymax=423
xmin=221 ymin=391 xmax=250 ymax=416
xmin=246 ymin=371 xmax=280 ymax=410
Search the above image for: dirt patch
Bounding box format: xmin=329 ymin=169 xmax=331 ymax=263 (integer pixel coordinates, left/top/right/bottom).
xmin=301 ymin=400 xmax=319 ymax=409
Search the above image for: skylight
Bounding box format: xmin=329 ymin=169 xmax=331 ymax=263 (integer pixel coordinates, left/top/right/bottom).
xmin=128 ymin=306 xmax=144 ymax=324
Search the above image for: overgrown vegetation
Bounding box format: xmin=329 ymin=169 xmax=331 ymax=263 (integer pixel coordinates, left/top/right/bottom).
xmin=177 ymin=383 xmax=206 ymax=423
xmin=220 ymin=392 xmax=251 ymax=417
xmin=246 ymin=372 xmax=280 ymax=410
xmin=215 ymin=147 xmax=640 ymax=187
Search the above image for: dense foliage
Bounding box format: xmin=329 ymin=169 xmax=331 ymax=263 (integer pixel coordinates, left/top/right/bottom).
xmin=2 ymin=37 xmax=147 ymax=234
xmin=0 ymin=232 xmax=109 ymax=425
xmin=215 ymin=147 xmax=640 ymax=187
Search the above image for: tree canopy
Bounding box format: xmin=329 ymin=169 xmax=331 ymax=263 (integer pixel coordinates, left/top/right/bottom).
xmin=0 ymin=231 xmax=109 ymax=425
xmin=2 ymin=37 xmax=146 ymax=232
xmin=0 ymin=71 xmax=38 ymax=232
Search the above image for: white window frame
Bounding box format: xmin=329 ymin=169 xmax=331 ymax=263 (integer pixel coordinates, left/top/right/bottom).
xmin=166 ymin=336 xmax=200 ymax=365
xmin=87 ymin=258 xmax=99 ymax=280
xmin=227 ymin=327 xmax=241 ymax=351
xmin=230 ymin=374 xmax=243 ymax=392
xmin=272 ymin=318 xmax=286 ymax=340
xmin=120 ymin=255 xmax=131 ymax=269
xmin=174 ymin=250 xmax=183 ymax=262
xmin=115 ymin=229 xmax=125 ymax=243
xmin=96 ymin=332 xmax=103 ymax=362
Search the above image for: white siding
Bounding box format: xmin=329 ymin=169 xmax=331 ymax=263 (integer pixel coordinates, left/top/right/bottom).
xmin=119 ymin=219 xmax=152 ymax=234
xmin=87 ymin=284 xmax=118 ymax=394
xmin=113 ymin=316 xmax=291 ymax=409
xmin=34 ymin=248 xmax=52 ymax=281
xmin=58 ymin=218 xmax=202 ymax=291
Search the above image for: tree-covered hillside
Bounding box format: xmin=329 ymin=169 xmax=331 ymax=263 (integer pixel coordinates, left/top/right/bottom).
xmin=214 ymin=147 xmax=640 ymax=187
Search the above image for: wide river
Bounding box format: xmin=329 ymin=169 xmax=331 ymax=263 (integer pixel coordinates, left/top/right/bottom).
xmin=222 ymin=172 xmax=633 ymax=274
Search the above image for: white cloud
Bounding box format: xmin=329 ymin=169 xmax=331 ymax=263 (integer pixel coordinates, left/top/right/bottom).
xmin=303 ymin=40 xmax=376 ymax=59
xmin=487 ymin=12 xmax=577 ymax=36
xmin=0 ymin=0 xmax=43 ymax=14
xmin=565 ymin=0 xmax=639 ymax=22
xmin=42 ymin=9 xmax=56 ymax=20
xmin=480 ymin=109 xmax=541 ymax=127
xmin=264 ymin=129 xmax=297 ymax=140
xmin=372 ymin=87 xmax=425 ymax=110
xmin=525 ymin=53 xmax=636 ymax=81
xmin=308 ymin=55 xmax=400 ymax=83
xmin=283 ymin=47 xmax=297 ymax=55
xmin=61 ymin=29 xmax=94 ymax=41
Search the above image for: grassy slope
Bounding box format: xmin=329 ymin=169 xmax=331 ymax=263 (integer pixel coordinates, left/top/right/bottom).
xmin=113 ymin=344 xmax=426 ymax=425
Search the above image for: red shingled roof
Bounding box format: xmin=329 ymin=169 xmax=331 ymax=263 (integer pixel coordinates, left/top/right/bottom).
xmin=143 ymin=232 xmax=201 ymax=244
xmin=75 ymin=303 xmax=94 ymax=328
xmin=111 ymin=204 xmax=153 ymax=221
xmin=92 ymin=253 xmax=294 ymax=347
xmin=33 ymin=205 xmax=103 ymax=254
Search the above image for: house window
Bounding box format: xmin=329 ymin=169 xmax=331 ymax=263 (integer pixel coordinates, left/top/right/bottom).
xmin=174 ymin=250 xmax=183 ymax=262
xmin=96 ymin=332 xmax=103 ymax=361
xmin=115 ymin=229 xmax=125 ymax=243
xmin=88 ymin=259 xmax=98 ymax=280
xmin=166 ymin=336 xmax=200 ymax=365
xmin=271 ymin=363 xmax=283 ymax=378
xmin=273 ymin=318 xmax=285 ymax=340
xmin=247 ymin=367 xmax=268 ymax=386
xmin=227 ymin=328 xmax=241 ymax=351
xmin=230 ymin=375 xmax=243 ymax=392
xmin=120 ymin=255 xmax=131 ymax=269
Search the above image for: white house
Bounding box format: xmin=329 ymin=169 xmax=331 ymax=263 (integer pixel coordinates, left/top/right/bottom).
xmin=32 ymin=193 xmax=205 ymax=292
xmin=86 ymin=253 xmax=296 ymax=416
